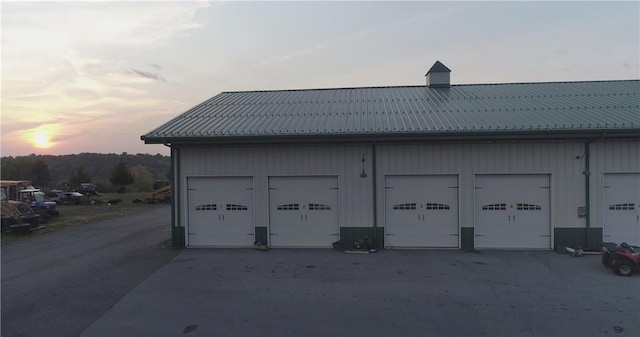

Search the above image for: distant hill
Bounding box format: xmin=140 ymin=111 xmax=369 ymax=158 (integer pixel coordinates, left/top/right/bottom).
xmin=0 ymin=153 xmax=170 ymax=192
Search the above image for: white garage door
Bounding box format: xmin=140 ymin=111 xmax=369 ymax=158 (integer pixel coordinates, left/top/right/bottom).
xmin=603 ymin=173 xmax=640 ymax=246
xmin=475 ymin=175 xmax=551 ymax=249
xmin=187 ymin=177 xmax=254 ymax=247
xmin=385 ymin=175 xmax=459 ymax=248
xmin=269 ymin=176 xmax=339 ymax=247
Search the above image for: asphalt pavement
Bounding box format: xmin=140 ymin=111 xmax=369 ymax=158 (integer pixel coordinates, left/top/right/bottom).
xmin=1 ymin=205 xmax=179 ymax=337
xmin=81 ymin=248 xmax=639 ymax=337
xmin=3 ymin=206 xmax=638 ymax=337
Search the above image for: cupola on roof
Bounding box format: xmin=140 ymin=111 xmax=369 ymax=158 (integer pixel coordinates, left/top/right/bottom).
xmin=425 ymin=60 xmax=451 ymax=88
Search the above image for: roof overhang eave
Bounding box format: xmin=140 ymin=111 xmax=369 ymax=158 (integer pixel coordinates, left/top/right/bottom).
xmin=141 ymin=128 xmax=640 ymax=146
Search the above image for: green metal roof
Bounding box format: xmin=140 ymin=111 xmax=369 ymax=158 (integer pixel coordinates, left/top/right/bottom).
xmin=142 ymin=80 xmax=640 ymax=144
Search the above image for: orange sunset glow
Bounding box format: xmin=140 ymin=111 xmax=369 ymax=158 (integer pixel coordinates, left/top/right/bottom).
xmin=25 ymin=126 xmax=58 ymax=150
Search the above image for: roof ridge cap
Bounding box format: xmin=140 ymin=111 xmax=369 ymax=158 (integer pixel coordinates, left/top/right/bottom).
xmin=219 ymin=79 xmax=639 ymax=94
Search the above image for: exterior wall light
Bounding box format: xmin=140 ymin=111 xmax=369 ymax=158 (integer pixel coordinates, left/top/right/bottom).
xmin=360 ymin=153 xmax=367 ymax=178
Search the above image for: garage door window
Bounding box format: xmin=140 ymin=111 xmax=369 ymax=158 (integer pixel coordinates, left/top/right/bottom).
xmin=426 ymin=203 xmax=450 ymax=210
xmin=277 ymin=204 xmax=299 ymax=211
xmin=517 ymin=203 xmax=542 ymax=211
xmin=309 ymin=203 xmax=331 ymax=210
xmin=226 ymin=204 xmax=248 ymax=211
xmin=482 ymin=203 xmax=506 ymax=210
xmin=393 ymin=203 xmax=417 ymax=210
xmin=609 ymin=203 xmax=635 ymax=210
xmin=195 ymin=204 xmax=217 ymax=211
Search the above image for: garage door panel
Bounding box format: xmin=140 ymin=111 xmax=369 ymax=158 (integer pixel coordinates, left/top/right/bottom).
xmin=385 ymin=175 xmax=459 ymax=248
xmin=269 ymin=176 xmax=339 ymax=247
xmin=187 ymin=177 xmax=254 ymax=247
xmin=603 ymin=173 xmax=640 ymax=246
xmin=475 ymin=175 xmax=551 ymax=249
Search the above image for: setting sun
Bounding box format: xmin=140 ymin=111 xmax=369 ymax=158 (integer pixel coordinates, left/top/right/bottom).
xmin=33 ymin=130 xmax=52 ymax=148
xmin=24 ymin=126 xmax=59 ymax=150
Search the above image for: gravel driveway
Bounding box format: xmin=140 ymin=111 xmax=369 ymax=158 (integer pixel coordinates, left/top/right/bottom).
xmin=1 ymin=205 xmax=179 ymax=337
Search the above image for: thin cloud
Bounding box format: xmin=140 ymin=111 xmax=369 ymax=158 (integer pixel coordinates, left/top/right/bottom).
xmin=129 ymin=69 xmax=167 ymax=82
xmin=1 ymin=2 xmax=207 ymax=155
xmin=252 ymin=5 xmax=461 ymax=69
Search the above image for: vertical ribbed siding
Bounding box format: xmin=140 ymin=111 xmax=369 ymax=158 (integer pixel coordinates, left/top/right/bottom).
xmin=175 ymin=140 xmax=639 ymax=247
xmin=179 ymin=145 xmax=374 ymax=230
xmin=376 ymin=142 xmax=586 ymax=236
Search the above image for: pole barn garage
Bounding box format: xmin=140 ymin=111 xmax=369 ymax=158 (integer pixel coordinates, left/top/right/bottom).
xmin=142 ymin=61 xmax=640 ymax=250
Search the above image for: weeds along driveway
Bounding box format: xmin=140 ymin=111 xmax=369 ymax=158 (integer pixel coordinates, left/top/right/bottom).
xmin=82 ymin=249 xmax=638 ymax=337
xmin=1 ymin=205 xmax=179 ymax=337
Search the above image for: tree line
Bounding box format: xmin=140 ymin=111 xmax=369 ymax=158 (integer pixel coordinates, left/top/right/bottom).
xmin=0 ymin=153 xmax=170 ymax=193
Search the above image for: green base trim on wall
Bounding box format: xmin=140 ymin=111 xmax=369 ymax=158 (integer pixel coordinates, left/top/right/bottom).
xmin=256 ymin=227 xmax=384 ymax=248
xmin=178 ymin=226 xmax=603 ymax=251
xmin=340 ymin=227 xmax=473 ymax=250
xmin=340 ymin=227 xmax=385 ymax=249
xmin=586 ymin=227 xmax=603 ymax=250
xmin=554 ymin=227 xmax=602 ymax=252
xmin=460 ymin=227 xmax=474 ymax=250
xmin=173 ymin=226 xmax=185 ymax=248
xmin=255 ymin=227 xmax=268 ymax=244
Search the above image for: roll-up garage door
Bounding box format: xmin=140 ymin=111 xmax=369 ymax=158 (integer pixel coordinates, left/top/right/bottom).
xmin=187 ymin=177 xmax=254 ymax=247
xmin=603 ymin=173 xmax=640 ymax=246
xmin=385 ymin=175 xmax=459 ymax=248
xmin=475 ymin=174 xmax=551 ymax=249
xmin=268 ymin=176 xmax=339 ymax=247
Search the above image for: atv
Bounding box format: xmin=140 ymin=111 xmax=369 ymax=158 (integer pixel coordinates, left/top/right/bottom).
xmin=609 ymin=250 xmax=640 ymax=276
xmin=601 ymin=242 xmax=638 ymax=267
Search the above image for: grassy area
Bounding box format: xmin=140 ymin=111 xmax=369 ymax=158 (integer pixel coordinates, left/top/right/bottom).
xmin=1 ymin=192 xmax=164 ymax=245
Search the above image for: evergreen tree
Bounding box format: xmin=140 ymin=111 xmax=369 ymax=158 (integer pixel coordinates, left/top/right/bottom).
xmin=129 ymin=165 xmax=154 ymax=192
xmin=69 ymin=167 xmax=92 ymax=188
xmin=0 ymin=157 xmax=19 ymax=180
xmin=30 ymin=159 xmax=50 ymax=187
xmin=0 ymin=157 xmax=50 ymax=187
xmin=109 ymin=162 xmax=135 ymax=193
xmin=1 ymin=153 xmax=170 ymax=189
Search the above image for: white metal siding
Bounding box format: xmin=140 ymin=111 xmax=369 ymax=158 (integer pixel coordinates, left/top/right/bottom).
xmin=377 ymin=142 xmax=584 ymax=243
xmin=175 ymin=140 xmax=639 ymax=249
xmin=426 ymin=72 xmax=450 ymax=87
xmin=178 ymin=145 xmax=373 ymax=238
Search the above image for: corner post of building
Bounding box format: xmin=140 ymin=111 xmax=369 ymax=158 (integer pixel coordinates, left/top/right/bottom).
xmin=371 ymin=142 xmax=379 ymax=249
xmin=584 ymin=134 xmax=606 ymax=250
xmin=170 ymin=145 xmax=184 ymax=248
xmin=584 ymin=141 xmax=591 ymax=249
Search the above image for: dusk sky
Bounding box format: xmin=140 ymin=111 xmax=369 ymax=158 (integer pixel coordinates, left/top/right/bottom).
xmin=2 ymin=1 xmax=638 ymax=157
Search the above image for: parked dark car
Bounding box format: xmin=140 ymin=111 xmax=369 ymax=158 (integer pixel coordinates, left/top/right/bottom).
xmin=49 ymin=192 xmax=85 ymax=205
xmin=77 ymin=183 xmax=98 ymax=196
